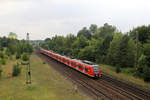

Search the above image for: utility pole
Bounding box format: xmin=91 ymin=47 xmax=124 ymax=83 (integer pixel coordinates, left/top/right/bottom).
xmin=135 ymin=31 xmax=139 ymax=72
xmin=26 ymin=33 xmax=31 ymax=84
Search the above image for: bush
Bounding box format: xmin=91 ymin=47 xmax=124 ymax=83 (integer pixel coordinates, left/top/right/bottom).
xmin=16 ymin=52 xmax=21 ymax=59
xmin=22 ymin=53 xmax=29 ymax=61
xmin=116 ymin=66 xmax=121 ymax=73
xmin=0 ymin=52 xmax=4 ymax=58
xmin=5 ymin=48 xmax=11 ymax=56
xmin=1 ymin=59 xmax=6 ymax=65
xmin=121 ymin=68 xmax=135 ymax=75
xmin=0 ymin=65 xmax=2 ymax=77
xmin=0 ymin=47 xmax=3 ymax=51
xmin=143 ymin=67 xmax=150 ymax=82
xmin=12 ymin=64 xmax=21 ymax=76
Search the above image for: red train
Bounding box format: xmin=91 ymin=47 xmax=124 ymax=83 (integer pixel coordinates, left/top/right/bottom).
xmin=40 ymin=49 xmax=102 ymax=78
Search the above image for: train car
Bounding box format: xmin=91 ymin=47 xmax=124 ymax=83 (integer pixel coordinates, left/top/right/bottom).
xmin=40 ymin=49 xmax=102 ymax=78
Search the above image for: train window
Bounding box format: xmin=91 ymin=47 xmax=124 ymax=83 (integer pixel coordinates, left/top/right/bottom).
xmin=78 ymin=65 xmax=83 ymax=69
xmin=85 ymin=68 xmax=88 ymax=71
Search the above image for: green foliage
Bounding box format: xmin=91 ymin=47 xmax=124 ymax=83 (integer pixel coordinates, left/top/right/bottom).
xmin=5 ymin=48 xmax=11 ymax=56
xmin=0 ymin=59 xmax=6 ymax=65
xmin=40 ymin=24 xmax=150 ymax=81
xmin=89 ymin=24 xmax=97 ymax=34
xmin=22 ymin=53 xmax=29 ymax=61
xmin=72 ymin=35 xmax=88 ymax=49
xmin=137 ymin=54 xmax=148 ymax=78
xmin=143 ymin=67 xmax=150 ymax=82
xmin=121 ymin=68 xmax=135 ymax=75
xmin=12 ymin=64 xmax=21 ymax=77
xmin=0 ymin=64 xmax=2 ymax=77
xmin=77 ymin=27 xmax=92 ymax=40
xmin=107 ymin=33 xmax=123 ymax=66
xmin=129 ymin=25 xmax=150 ymax=44
xmin=78 ymin=46 xmax=95 ymax=61
xmin=116 ymin=66 xmax=121 ymax=73
xmin=0 ymin=52 xmax=4 ymax=58
xmin=0 ymin=46 xmax=3 ymax=51
xmin=16 ymin=52 xmax=21 ymax=59
xmin=94 ymin=23 xmax=117 ymax=38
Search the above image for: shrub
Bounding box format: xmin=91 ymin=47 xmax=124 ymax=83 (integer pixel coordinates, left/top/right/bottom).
xmin=16 ymin=52 xmax=21 ymax=59
xmin=143 ymin=67 xmax=150 ymax=82
xmin=0 ymin=65 xmax=2 ymax=77
xmin=5 ymin=48 xmax=11 ymax=56
xmin=116 ymin=66 xmax=121 ymax=73
xmin=0 ymin=52 xmax=4 ymax=58
xmin=1 ymin=59 xmax=6 ymax=65
xmin=22 ymin=53 xmax=29 ymax=61
xmin=0 ymin=47 xmax=3 ymax=51
xmin=121 ymin=68 xmax=135 ymax=75
xmin=12 ymin=64 xmax=21 ymax=76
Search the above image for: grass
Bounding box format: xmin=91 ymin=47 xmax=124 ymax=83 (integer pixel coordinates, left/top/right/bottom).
xmin=0 ymin=54 xmax=87 ymax=100
xmin=100 ymin=64 xmax=150 ymax=90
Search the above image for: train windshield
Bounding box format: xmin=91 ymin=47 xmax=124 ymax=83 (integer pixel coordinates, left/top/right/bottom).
xmin=93 ymin=65 xmax=99 ymax=73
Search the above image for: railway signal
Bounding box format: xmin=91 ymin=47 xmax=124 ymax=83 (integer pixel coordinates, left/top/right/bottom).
xmin=26 ymin=33 xmax=31 ymax=84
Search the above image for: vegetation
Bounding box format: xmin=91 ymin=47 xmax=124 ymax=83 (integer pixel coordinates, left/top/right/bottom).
xmin=0 ymin=64 xmax=2 ymax=77
xmin=22 ymin=53 xmax=29 ymax=61
xmin=0 ymin=37 xmax=33 ymax=78
xmin=0 ymin=54 xmax=87 ymax=100
xmin=12 ymin=63 xmax=21 ymax=76
xmin=40 ymin=23 xmax=150 ymax=82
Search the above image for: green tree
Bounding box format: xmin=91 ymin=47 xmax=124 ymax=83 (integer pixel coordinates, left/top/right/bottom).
xmin=78 ymin=46 xmax=95 ymax=61
xmin=94 ymin=23 xmax=117 ymax=38
xmin=12 ymin=64 xmax=21 ymax=76
xmin=126 ymin=38 xmax=136 ymax=67
xmin=0 ymin=64 xmax=2 ymax=77
xmin=107 ymin=33 xmax=123 ymax=66
xmin=129 ymin=25 xmax=150 ymax=44
xmin=77 ymin=27 xmax=92 ymax=40
xmin=89 ymin=24 xmax=97 ymax=35
xmin=72 ymin=35 xmax=88 ymax=57
xmin=143 ymin=40 xmax=150 ymax=67
xmin=22 ymin=53 xmax=29 ymax=61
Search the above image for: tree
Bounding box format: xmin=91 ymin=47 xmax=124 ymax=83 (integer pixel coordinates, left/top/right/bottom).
xmin=72 ymin=35 xmax=88 ymax=49
xmin=143 ymin=40 xmax=150 ymax=67
xmin=77 ymin=27 xmax=92 ymax=40
xmin=22 ymin=53 xmax=29 ymax=61
xmin=119 ymin=35 xmax=130 ymax=67
xmin=129 ymin=25 xmax=150 ymax=44
xmin=94 ymin=23 xmax=117 ymax=38
xmin=89 ymin=24 xmax=97 ymax=35
xmin=78 ymin=46 xmax=95 ymax=61
xmin=0 ymin=64 xmax=2 ymax=77
xmin=107 ymin=33 xmax=123 ymax=66
xmin=126 ymin=38 xmax=136 ymax=67
xmin=72 ymin=35 xmax=88 ymax=57
xmin=137 ymin=54 xmax=148 ymax=78
xmin=12 ymin=64 xmax=21 ymax=76
xmin=5 ymin=48 xmax=11 ymax=56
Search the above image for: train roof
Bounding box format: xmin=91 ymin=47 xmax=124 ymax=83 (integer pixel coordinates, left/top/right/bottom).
xmin=41 ymin=49 xmax=98 ymax=66
xmin=82 ymin=60 xmax=95 ymax=65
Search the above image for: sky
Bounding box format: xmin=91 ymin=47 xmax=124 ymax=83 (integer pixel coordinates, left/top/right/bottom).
xmin=0 ymin=0 xmax=150 ymax=40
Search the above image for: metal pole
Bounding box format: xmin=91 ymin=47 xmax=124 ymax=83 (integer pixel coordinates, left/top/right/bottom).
xmin=135 ymin=31 xmax=139 ymax=71
xmin=26 ymin=33 xmax=31 ymax=84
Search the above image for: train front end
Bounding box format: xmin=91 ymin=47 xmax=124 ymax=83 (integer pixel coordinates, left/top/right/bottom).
xmin=93 ymin=65 xmax=102 ymax=78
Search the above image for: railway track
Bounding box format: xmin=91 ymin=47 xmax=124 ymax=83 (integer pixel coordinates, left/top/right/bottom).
xmin=102 ymin=75 xmax=150 ymax=100
xmin=36 ymin=51 xmax=150 ymax=100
